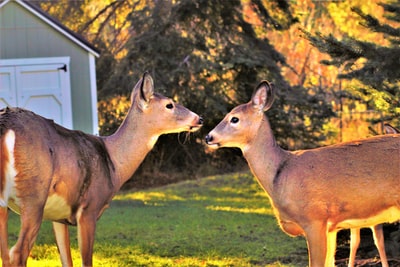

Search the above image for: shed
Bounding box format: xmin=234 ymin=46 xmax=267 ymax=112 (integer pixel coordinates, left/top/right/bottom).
xmin=0 ymin=0 xmax=100 ymax=134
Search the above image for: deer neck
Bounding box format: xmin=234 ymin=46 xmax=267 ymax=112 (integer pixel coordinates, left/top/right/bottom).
xmin=242 ymin=116 xmax=288 ymax=196
xmin=103 ymin=109 xmax=158 ymax=189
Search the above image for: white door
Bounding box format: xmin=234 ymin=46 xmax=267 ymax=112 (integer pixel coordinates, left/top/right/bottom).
xmin=0 ymin=57 xmax=73 ymax=129
xmin=0 ymin=66 xmax=17 ymax=107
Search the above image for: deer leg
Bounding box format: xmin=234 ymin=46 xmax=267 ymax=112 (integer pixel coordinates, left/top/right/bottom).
xmin=53 ymin=222 xmax=72 ymax=267
xmin=0 ymin=207 xmax=10 ymax=266
xmin=371 ymin=224 xmax=389 ymax=267
xmin=326 ymin=229 xmax=337 ymax=267
xmin=9 ymin=207 xmax=43 ymax=266
xmin=77 ymin=212 xmax=96 ymax=267
xmin=348 ymin=228 xmax=360 ymax=267
xmin=305 ymin=222 xmax=329 ymax=267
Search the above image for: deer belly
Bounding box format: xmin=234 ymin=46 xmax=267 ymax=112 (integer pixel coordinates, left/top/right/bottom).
xmin=333 ymin=206 xmax=400 ymax=230
xmin=7 ymin=194 xmax=71 ymax=221
xmin=43 ymin=194 xmax=72 ymax=220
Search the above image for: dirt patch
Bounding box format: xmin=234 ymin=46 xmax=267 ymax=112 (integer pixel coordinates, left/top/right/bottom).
xmin=335 ymin=225 xmax=400 ymax=267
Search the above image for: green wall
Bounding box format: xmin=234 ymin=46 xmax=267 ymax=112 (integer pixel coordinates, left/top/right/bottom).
xmin=0 ymin=1 xmax=95 ymax=133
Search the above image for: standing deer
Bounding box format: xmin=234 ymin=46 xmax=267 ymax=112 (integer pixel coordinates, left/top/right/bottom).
xmin=0 ymin=72 xmax=203 ymax=266
xmin=205 ymin=80 xmax=400 ymax=267
xmin=346 ymin=123 xmax=399 ymax=267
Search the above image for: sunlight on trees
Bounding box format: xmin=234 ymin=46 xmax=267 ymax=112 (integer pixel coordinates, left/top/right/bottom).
xmin=98 ymin=95 xmax=130 ymax=135
xmin=261 ymin=0 xmax=398 ymax=143
xmin=33 ymin=0 xmax=399 ymax=183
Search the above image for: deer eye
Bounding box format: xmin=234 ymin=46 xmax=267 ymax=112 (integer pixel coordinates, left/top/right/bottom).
xmin=230 ymin=117 xmax=239 ymax=124
xmin=166 ymin=103 xmax=174 ymax=109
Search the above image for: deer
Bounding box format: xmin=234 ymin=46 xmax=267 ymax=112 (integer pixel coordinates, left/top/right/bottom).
xmin=384 ymin=123 xmax=400 ymax=135
xmin=205 ymin=80 xmax=400 ymax=267
xmin=346 ymin=123 xmax=399 ymax=267
xmin=0 ymin=72 xmax=203 ymax=267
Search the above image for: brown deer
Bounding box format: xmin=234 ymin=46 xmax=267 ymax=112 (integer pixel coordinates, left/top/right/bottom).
xmin=0 ymin=72 xmax=203 ymax=266
xmin=346 ymin=123 xmax=399 ymax=267
xmin=205 ymin=80 xmax=400 ymax=267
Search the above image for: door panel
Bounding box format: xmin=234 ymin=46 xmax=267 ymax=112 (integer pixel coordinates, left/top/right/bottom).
xmin=0 ymin=66 xmax=17 ymax=107
xmin=16 ymin=65 xmax=64 ymax=125
xmin=0 ymin=57 xmax=72 ymax=129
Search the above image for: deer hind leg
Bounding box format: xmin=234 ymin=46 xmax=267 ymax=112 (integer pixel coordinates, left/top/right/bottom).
xmin=53 ymin=222 xmax=72 ymax=267
xmin=371 ymin=224 xmax=389 ymax=267
xmin=0 ymin=130 xmax=14 ymax=266
xmin=348 ymin=228 xmax=360 ymax=267
xmin=0 ymin=207 xmax=10 ymax=266
xmin=9 ymin=206 xmax=44 ymax=266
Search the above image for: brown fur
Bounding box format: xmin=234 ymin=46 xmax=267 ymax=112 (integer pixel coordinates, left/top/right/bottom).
xmin=0 ymin=73 xmax=203 ymax=266
xmin=206 ymin=81 xmax=400 ymax=267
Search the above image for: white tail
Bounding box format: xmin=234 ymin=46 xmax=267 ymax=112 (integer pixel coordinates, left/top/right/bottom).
xmin=0 ymin=72 xmax=203 ymax=266
xmin=347 ymin=123 xmax=399 ymax=267
xmin=205 ymin=81 xmax=400 ymax=267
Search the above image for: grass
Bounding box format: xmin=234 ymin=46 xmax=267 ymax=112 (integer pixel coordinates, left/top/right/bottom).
xmin=5 ymin=172 xmax=309 ymax=266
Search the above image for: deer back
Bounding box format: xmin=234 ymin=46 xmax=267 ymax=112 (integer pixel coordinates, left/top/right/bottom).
xmin=0 ymin=107 xmax=115 ymax=223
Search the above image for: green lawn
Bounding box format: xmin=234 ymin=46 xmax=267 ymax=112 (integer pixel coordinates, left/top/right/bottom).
xmin=6 ymin=172 xmax=309 ymax=266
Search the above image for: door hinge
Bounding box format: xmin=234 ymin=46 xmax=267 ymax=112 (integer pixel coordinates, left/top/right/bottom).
xmin=58 ymin=64 xmax=67 ymax=72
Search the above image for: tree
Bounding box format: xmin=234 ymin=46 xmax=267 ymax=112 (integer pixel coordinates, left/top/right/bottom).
xmin=34 ymin=0 xmax=334 ymax=186
xmin=302 ymin=1 xmax=400 ymax=128
xmin=101 ymin=0 xmax=334 ymax=186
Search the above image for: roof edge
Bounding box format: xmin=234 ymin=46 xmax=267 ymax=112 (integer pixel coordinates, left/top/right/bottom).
xmin=1 ymin=0 xmax=100 ymax=57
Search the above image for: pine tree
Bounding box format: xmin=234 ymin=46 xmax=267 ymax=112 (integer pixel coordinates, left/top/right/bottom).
xmin=34 ymin=0 xmax=335 ymax=184
xmin=302 ymin=1 xmax=400 ymax=125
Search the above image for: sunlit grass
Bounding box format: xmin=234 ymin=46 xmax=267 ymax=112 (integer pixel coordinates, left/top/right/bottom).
xmin=3 ymin=172 xmax=308 ymax=266
xmin=206 ymin=205 xmax=275 ymax=215
xmin=115 ymin=191 xmax=185 ymax=204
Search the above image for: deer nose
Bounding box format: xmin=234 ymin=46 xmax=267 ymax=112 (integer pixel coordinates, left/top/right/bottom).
xmin=198 ymin=117 xmax=204 ymax=125
xmin=205 ymin=134 xmax=213 ymax=144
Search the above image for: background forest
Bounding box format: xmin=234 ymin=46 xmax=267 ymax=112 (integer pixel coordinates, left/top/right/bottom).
xmin=32 ymin=0 xmax=399 ymax=188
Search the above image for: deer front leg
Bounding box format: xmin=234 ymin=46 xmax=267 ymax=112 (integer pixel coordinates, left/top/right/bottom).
xmin=0 ymin=207 xmax=10 ymax=267
xmin=304 ymin=222 xmax=330 ymax=267
xmin=53 ymin=222 xmax=72 ymax=267
xmin=326 ymin=229 xmax=337 ymax=266
xmin=77 ymin=212 xmax=97 ymax=267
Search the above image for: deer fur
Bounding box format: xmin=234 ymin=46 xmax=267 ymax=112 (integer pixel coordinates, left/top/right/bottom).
xmin=205 ymin=80 xmax=400 ymax=267
xmin=0 ymin=72 xmax=203 ymax=266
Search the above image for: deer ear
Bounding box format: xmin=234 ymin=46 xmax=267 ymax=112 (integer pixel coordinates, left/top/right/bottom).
xmin=251 ymin=81 xmax=275 ymax=112
xmin=139 ymin=72 xmax=154 ymax=102
xmin=131 ymin=72 xmax=154 ymax=108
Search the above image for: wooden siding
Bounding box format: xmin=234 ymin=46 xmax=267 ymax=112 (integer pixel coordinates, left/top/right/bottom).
xmin=0 ymin=1 xmax=95 ymax=134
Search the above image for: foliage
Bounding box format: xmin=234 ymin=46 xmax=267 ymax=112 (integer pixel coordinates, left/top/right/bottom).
xmin=5 ymin=173 xmax=308 ymax=267
xmin=301 ymin=0 xmax=400 ymax=127
xmin=35 ymin=0 xmax=335 ymax=186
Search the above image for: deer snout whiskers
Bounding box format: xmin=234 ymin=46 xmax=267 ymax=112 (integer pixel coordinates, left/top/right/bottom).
xmin=189 ymin=116 xmax=203 ymax=131
xmin=205 ymin=134 xmax=213 ymax=144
